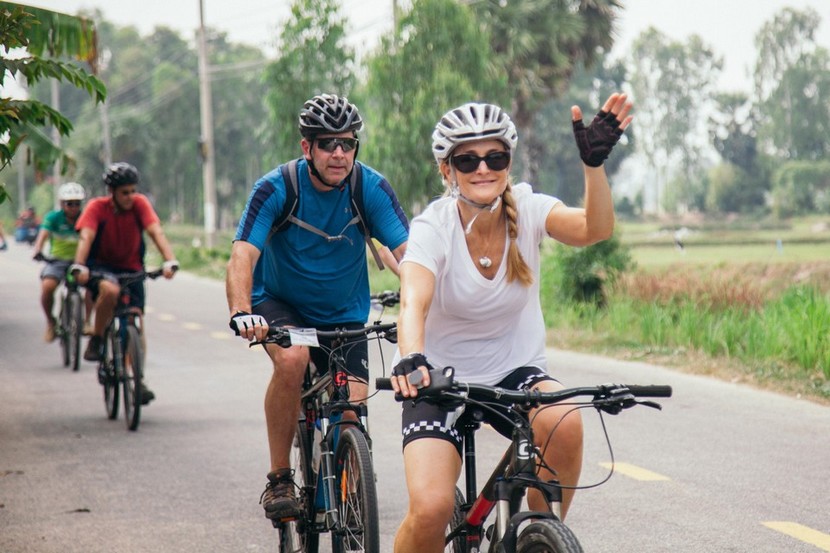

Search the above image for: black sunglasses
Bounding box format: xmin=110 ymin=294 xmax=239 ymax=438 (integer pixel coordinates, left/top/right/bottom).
xmin=64 ymin=201 xmax=81 ymax=207
xmin=315 ymin=137 xmax=359 ymax=153
xmin=451 ymin=151 xmax=511 ymax=173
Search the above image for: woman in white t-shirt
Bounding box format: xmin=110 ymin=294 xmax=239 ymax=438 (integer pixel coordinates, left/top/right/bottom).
xmin=389 ymin=95 xmax=633 ymax=553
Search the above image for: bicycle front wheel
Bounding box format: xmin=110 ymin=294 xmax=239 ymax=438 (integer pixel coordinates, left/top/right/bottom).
xmin=515 ymin=520 xmax=584 ymax=553
xmin=331 ymin=426 xmax=378 ymax=553
xmin=122 ymin=325 xmax=143 ymax=431
xmin=103 ymin=329 xmax=120 ymax=419
xmin=67 ymin=292 xmax=83 ymax=372
xmin=59 ymin=298 xmax=70 ymax=367
xmin=444 ymin=486 xmax=467 ymax=552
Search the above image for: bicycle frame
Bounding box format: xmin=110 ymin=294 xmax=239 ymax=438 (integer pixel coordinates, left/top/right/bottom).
xmin=451 ymin=417 xmax=566 ymax=552
xmin=262 ymin=311 xmax=398 ymax=553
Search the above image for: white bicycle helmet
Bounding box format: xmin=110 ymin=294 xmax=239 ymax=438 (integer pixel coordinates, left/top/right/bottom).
xmin=298 ymin=94 xmax=363 ymax=138
xmin=431 ymin=102 xmax=519 ymax=163
xmin=58 ymin=182 xmax=86 ymax=201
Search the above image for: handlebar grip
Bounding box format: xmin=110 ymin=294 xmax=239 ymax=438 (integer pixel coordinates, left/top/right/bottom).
xmin=626 ymin=385 xmax=672 ymax=398
xmin=375 ymin=377 xmax=393 ymax=390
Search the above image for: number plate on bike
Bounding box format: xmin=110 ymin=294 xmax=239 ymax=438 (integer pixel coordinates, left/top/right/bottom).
xmin=287 ymin=328 xmax=320 ymax=347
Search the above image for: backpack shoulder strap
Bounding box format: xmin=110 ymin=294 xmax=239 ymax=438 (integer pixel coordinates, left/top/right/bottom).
xmin=349 ymin=162 xmax=385 ymax=270
xmin=271 ymin=158 xmax=301 ymax=233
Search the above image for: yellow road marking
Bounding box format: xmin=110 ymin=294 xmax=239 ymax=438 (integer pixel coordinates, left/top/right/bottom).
xmin=763 ymin=521 xmax=830 ymax=551
xmin=210 ymin=331 xmax=231 ymax=340
xmin=183 ymin=322 xmax=203 ymax=330
xmin=156 ymin=313 xmax=176 ymax=322
xmin=599 ymin=462 xmax=669 ymax=481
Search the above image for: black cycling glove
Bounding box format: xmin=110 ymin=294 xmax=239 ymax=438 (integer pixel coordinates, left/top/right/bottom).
xmin=392 ymin=352 xmax=429 ymax=377
xmin=572 ymin=109 xmax=624 ymax=167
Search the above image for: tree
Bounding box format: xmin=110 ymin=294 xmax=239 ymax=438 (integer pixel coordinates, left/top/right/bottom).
xmin=754 ymin=7 xmax=830 ymax=161
xmin=629 ymin=27 xmax=722 ymax=213
xmin=0 ymin=3 xmax=105 ymax=203
xmin=361 ymin=0 xmax=500 ymax=209
xmin=468 ymin=0 xmax=620 ymax=183
xmin=262 ymin=0 xmax=356 ymax=165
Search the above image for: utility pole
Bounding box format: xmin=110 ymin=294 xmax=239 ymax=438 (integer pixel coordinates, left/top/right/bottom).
xmin=197 ymin=0 xmax=217 ymax=249
xmin=51 ymin=80 xmax=61 ymax=209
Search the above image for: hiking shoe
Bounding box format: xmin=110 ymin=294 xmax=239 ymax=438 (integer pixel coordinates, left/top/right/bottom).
xmin=139 ymin=383 xmax=155 ymax=405
xmin=84 ymin=335 xmax=103 ymax=362
xmin=260 ymin=468 xmax=301 ymax=520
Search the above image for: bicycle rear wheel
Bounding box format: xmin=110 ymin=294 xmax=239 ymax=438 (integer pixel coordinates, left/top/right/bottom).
xmin=331 ymin=425 xmax=378 ymax=553
xmin=67 ymin=292 xmax=83 ymax=372
xmin=122 ymin=325 xmax=143 ymax=431
xmin=515 ymin=520 xmax=583 ymax=553
xmin=103 ymin=329 xmax=119 ymax=419
xmin=278 ymin=417 xmax=320 ymax=553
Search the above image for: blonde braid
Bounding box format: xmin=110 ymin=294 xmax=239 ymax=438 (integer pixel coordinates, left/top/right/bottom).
xmin=502 ymin=180 xmax=533 ymax=286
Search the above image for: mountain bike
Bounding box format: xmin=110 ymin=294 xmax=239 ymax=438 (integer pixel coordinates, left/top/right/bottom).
xmin=88 ymin=267 xmax=173 ymax=431
xmin=257 ymin=291 xmax=399 ymax=553
xmin=376 ymin=367 xmax=672 ymax=553
xmin=36 ymin=255 xmax=84 ymax=372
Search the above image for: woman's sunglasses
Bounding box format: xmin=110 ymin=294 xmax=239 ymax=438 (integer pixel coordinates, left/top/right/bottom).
xmin=64 ymin=201 xmax=81 ymax=207
xmin=315 ymin=137 xmax=359 ymax=153
xmin=451 ymin=151 xmax=511 ymax=174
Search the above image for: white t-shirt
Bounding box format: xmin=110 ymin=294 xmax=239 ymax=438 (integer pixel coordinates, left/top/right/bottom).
xmin=402 ymin=183 xmax=559 ymax=385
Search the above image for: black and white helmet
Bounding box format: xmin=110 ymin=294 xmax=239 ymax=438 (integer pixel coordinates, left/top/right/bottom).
xmin=102 ymin=162 xmax=139 ymax=188
xmin=431 ymin=103 xmax=518 ymax=163
xmin=298 ymin=94 xmax=363 ymax=138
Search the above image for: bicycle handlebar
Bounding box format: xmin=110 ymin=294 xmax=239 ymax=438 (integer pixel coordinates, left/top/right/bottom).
xmin=265 ymin=321 xmax=398 ymax=349
xmin=375 ymin=367 xmax=671 ymax=412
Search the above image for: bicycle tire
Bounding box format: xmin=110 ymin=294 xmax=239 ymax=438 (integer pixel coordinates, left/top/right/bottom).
xmin=444 ymin=486 xmax=466 ymax=552
xmin=331 ymin=426 xmax=379 ymax=553
xmin=278 ymin=417 xmax=320 ymax=553
xmin=515 ymin=520 xmax=584 ymax=553
xmin=103 ymin=329 xmax=119 ymax=419
xmin=68 ymin=292 xmax=83 ymax=372
xmin=122 ymin=325 xmax=143 ymax=431
xmin=59 ymin=296 xmax=70 ymax=367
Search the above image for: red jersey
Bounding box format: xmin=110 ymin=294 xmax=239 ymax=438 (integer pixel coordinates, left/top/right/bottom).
xmin=76 ymin=194 xmax=160 ymax=271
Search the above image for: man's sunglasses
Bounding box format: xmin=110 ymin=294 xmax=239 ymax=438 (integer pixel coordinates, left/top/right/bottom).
xmin=315 ymin=137 xmax=359 ymax=153
xmin=64 ymin=201 xmax=81 ymax=207
xmin=451 ymin=151 xmax=511 ymax=174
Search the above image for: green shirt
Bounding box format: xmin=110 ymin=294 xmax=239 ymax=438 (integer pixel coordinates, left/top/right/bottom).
xmin=42 ymin=208 xmax=80 ymax=261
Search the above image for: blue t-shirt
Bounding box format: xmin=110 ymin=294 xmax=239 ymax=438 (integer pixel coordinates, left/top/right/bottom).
xmin=235 ymin=158 xmax=409 ymax=326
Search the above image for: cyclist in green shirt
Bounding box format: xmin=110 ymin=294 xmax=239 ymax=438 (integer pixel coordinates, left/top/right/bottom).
xmin=33 ymin=182 xmax=87 ymax=342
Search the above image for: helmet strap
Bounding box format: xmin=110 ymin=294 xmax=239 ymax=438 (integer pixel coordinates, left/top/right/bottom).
xmin=451 ymin=182 xmax=502 ymax=235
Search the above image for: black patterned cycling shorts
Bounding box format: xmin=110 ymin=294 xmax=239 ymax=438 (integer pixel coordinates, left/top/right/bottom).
xmin=400 ymin=366 xmax=557 ymax=456
xmin=252 ymin=297 xmax=369 ymax=381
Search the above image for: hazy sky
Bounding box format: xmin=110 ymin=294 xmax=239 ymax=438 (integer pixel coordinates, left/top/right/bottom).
xmin=17 ymin=0 xmax=830 ymax=93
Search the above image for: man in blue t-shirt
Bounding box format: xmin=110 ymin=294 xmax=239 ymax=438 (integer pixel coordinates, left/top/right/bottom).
xmin=226 ymin=94 xmax=408 ymax=521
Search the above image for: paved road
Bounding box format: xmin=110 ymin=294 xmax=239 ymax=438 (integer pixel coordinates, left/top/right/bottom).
xmin=1 ymin=240 xmax=829 ymax=552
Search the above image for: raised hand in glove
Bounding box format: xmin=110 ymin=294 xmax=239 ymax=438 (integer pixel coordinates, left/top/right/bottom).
xmin=572 ymin=93 xmax=633 ymax=168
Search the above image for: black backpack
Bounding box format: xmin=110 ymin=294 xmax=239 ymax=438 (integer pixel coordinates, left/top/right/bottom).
xmin=270 ymin=158 xmax=385 ymax=270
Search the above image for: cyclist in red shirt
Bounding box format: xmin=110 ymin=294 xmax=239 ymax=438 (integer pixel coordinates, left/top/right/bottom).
xmin=71 ymin=162 xmax=179 ymax=404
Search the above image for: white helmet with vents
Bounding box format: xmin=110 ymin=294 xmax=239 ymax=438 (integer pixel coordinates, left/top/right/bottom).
xmin=431 ymin=103 xmax=518 ymax=163
xmin=58 ymin=182 xmax=85 ymax=201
